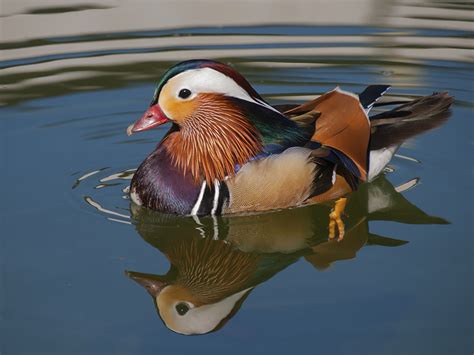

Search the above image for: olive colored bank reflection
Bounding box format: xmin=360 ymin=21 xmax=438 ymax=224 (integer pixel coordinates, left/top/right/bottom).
xmin=126 ymin=176 xmax=446 ymax=335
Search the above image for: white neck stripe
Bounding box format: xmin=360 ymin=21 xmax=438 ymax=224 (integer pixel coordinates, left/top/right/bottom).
xmin=211 ymin=180 xmax=220 ymax=215
xmin=190 ymin=182 xmax=207 ymax=216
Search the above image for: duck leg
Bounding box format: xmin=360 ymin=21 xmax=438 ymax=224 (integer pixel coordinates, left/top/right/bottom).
xmin=329 ymin=197 xmax=347 ymax=241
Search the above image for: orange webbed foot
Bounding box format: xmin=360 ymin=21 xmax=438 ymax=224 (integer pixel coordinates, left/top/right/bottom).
xmin=328 ymin=197 xmax=347 ymax=242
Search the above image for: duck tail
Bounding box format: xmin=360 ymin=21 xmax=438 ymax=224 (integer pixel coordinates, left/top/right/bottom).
xmin=369 ymin=92 xmax=454 ymax=151
xmin=367 ymin=92 xmax=453 ymax=180
xmin=284 ymin=90 xmax=453 ymax=183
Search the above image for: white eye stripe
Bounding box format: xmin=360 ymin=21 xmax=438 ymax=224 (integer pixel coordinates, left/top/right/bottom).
xmin=165 ymin=68 xmax=280 ymax=113
xmin=161 ymin=288 xmax=252 ymax=335
xmin=174 ymin=68 xmax=247 ymax=99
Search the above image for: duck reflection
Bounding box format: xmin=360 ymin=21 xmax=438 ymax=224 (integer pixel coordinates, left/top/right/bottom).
xmin=125 ymin=176 xmax=446 ymax=335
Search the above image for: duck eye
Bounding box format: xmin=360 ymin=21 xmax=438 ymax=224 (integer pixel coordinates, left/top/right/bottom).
xmin=175 ymin=303 xmax=189 ymax=316
xmin=178 ymin=88 xmax=191 ymax=99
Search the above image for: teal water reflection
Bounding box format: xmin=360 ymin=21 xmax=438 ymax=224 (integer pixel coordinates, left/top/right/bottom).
xmin=125 ymin=176 xmax=447 ymax=335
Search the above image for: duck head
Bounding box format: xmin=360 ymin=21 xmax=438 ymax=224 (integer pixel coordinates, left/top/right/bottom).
xmin=126 ymin=59 xmax=309 ymax=184
xmin=125 ymin=270 xmax=252 ymax=335
xmin=125 ymin=236 xmax=261 ymax=335
xmin=128 ymin=59 xmax=275 ymax=131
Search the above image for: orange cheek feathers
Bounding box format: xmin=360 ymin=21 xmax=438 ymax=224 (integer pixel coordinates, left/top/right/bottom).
xmin=159 ymin=87 xmax=199 ymax=124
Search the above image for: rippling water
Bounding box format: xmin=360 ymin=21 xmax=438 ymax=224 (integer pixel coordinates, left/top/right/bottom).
xmin=1 ymin=1 xmax=473 ymax=354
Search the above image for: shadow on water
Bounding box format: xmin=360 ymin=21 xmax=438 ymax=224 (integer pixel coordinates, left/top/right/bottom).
xmin=124 ymin=175 xmax=447 ymax=335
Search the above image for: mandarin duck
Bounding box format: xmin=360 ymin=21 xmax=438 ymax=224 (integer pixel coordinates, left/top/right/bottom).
xmin=127 ymin=59 xmax=453 ymax=239
xmin=126 ymin=176 xmax=447 ymax=335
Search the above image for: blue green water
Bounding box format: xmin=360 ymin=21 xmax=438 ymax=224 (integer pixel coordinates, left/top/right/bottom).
xmin=1 ymin=4 xmax=473 ymax=354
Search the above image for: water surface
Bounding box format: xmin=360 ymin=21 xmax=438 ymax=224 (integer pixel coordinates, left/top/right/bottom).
xmin=1 ymin=1 xmax=473 ymax=354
